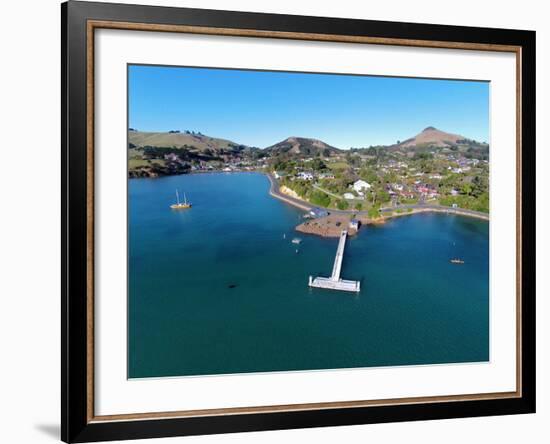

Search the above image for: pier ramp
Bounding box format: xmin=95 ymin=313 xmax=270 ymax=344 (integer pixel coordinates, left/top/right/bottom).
xmin=309 ymin=230 xmax=360 ymax=293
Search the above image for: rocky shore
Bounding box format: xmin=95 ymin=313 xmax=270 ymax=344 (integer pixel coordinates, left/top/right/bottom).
xmin=296 ymin=215 xmax=360 ymax=238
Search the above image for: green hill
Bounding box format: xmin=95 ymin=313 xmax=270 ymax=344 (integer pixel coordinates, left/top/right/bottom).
xmin=385 ymin=127 xmax=489 ymax=159
xmin=265 ymin=137 xmax=341 ymax=157
xmin=128 ymin=130 xmax=256 ymax=178
xmin=128 ymin=130 xmax=247 ymax=152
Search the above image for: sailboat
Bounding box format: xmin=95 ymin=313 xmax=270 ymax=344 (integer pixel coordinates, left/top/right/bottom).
xmin=170 ymin=189 xmax=192 ymax=209
xmin=450 ymin=258 xmax=465 ymax=264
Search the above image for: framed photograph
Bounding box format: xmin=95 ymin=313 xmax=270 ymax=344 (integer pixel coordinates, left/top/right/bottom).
xmin=61 ymin=1 xmax=536 ymax=442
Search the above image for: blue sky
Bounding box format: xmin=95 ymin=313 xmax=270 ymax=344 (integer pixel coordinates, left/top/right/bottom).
xmin=128 ymin=65 xmax=489 ymax=149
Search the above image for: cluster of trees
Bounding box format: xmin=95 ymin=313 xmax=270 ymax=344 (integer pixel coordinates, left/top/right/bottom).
xmin=272 ymin=159 xmax=296 ymax=173
xmin=309 ymin=190 xmax=331 ymax=208
xmin=280 ymin=179 xmax=310 ymax=199
xmin=438 ymin=169 xmax=489 ymax=213
xmin=439 ymin=194 xmax=489 ymax=213
xmin=271 ymin=157 xmax=327 ymax=174
xmin=310 ymin=158 xmax=327 ymax=171
xmin=280 ymin=178 xmax=353 ymax=211
xmin=139 ymin=146 xmax=222 ymax=163
xmin=128 ymin=159 xmax=191 ymax=178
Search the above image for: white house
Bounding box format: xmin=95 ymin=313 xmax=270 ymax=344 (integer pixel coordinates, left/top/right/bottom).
xmin=343 ymin=192 xmax=355 ymax=200
xmin=352 ymin=180 xmax=371 ymax=193
xmin=297 ymin=172 xmax=314 ymax=181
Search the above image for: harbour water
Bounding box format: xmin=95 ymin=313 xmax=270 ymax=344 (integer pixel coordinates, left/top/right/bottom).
xmin=128 ymin=172 xmax=489 ymax=378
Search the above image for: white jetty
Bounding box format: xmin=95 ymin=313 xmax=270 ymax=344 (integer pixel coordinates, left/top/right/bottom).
xmin=308 ymin=230 xmax=360 ymax=293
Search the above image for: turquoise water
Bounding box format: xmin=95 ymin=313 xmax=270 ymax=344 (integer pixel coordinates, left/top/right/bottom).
xmin=128 ymin=173 xmax=489 ymax=378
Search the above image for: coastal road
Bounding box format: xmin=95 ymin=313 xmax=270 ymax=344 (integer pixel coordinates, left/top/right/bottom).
xmin=379 ymin=204 xmax=490 ymax=220
xmin=266 ymin=174 xmax=313 ymax=212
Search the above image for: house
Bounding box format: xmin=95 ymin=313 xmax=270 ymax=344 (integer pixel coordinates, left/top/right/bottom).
xmin=297 ymin=172 xmax=314 ymax=181
xmin=349 ymin=219 xmax=361 ymax=230
xmin=343 ymin=192 xmax=355 ymax=200
xmin=352 ymin=180 xmax=371 ymax=193
xmin=309 ymin=207 xmax=329 ymax=218
xmin=400 ymin=191 xmax=416 ymax=199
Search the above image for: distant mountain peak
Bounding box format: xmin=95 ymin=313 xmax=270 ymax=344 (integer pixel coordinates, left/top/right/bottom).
xmin=398 ymin=126 xmax=464 ymax=149
xmin=265 ymin=136 xmax=340 ymax=156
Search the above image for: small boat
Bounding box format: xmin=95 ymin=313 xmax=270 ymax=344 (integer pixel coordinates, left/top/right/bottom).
xmin=450 ymin=258 xmax=465 ymax=264
xmin=170 ymin=189 xmax=192 ymax=209
xmin=291 ymin=238 xmax=302 ymax=245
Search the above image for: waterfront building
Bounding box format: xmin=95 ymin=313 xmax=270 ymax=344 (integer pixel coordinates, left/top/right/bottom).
xmin=353 ymin=180 xmax=371 ymax=192
xmin=349 ymin=219 xmax=361 ymax=230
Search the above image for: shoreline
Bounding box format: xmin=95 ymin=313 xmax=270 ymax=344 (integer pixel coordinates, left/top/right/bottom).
xmin=265 ymin=172 xmax=490 ymax=223
xmin=266 ymin=173 xmax=313 ymax=212
xmin=132 ymin=170 xmax=489 ymax=224
xmin=381 ymin=206 xmax=490 ymax=222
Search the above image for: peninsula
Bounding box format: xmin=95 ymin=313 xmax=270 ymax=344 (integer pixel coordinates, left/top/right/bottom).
xmin=128 ymin=126 xmax=490 ymax=235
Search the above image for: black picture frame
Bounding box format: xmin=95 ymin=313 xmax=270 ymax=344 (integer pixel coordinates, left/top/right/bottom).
xmin=62 ymin=1 xmax=536 ymax=442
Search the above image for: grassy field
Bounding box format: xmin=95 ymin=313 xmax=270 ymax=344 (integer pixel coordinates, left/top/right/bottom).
xmin=129 ymin=131 xmax=239 ymax=151
xmin=128 ymin=148 xmax=143 ymax=159
xmin=326 ymin=162 xmax=349 ymax=171
xmin=129 ymin=158 xmax=166 ymax=169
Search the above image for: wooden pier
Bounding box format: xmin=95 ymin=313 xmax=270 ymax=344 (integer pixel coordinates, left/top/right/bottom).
xmin=308 ymin=230 xmax=360 ymax=293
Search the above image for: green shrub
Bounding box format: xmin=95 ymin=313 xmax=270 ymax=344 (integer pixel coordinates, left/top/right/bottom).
xmin=337 ymin=199 xmax=349 ymax=210
xmin=309 ymin=190 xmax=331 ymax=208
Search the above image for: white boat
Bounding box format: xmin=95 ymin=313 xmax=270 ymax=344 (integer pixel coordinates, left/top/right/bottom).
xmin=170 ymin=189 xmax=192 ymax=209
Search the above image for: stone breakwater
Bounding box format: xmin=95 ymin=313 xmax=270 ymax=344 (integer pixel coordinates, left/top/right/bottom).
xmin=296 ymin=215 xmax=359 ymax=238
